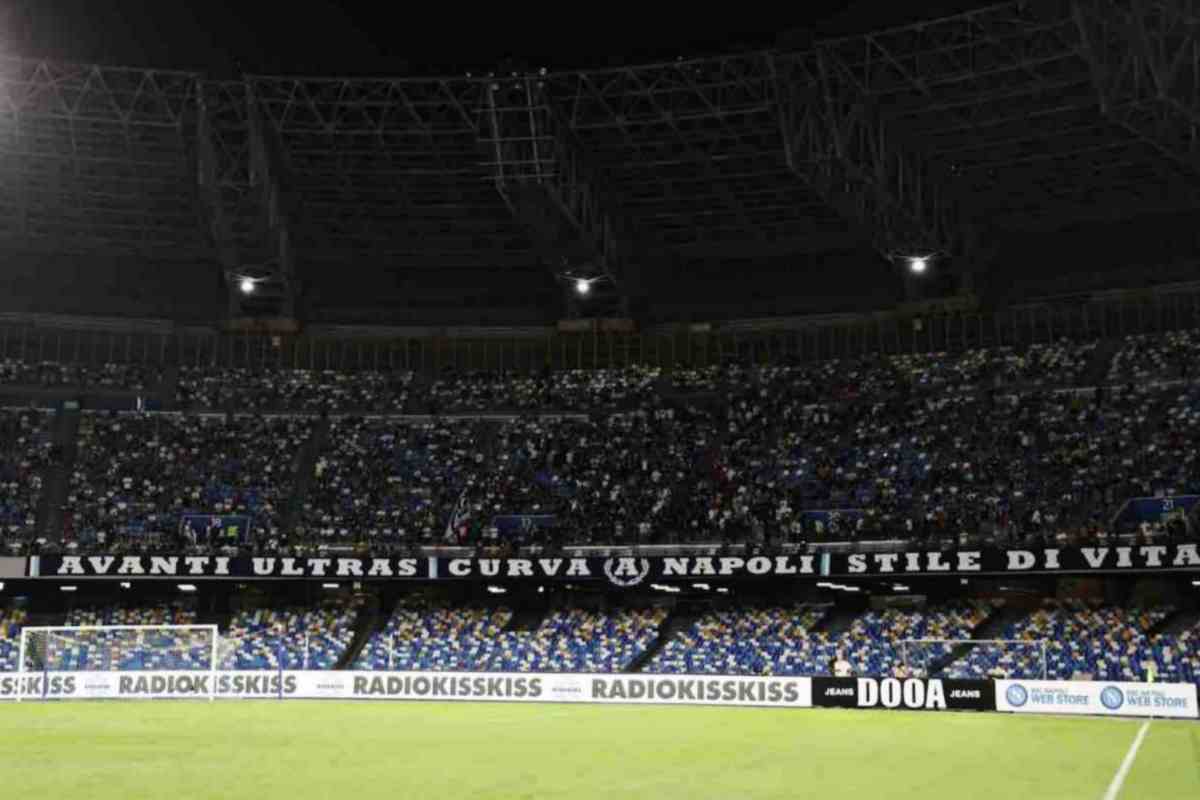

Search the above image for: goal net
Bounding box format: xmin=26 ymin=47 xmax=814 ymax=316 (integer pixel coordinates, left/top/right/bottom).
xmin=18 ymin=625 xmax=218 ymax=700
xmin=900 ymin=639 xmax=1049 ymax=680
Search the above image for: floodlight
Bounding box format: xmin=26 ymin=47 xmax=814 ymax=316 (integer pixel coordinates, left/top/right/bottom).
xmin=239 ymin=277 xmax=255 ymax=294
xmin=575 ymin=278 xmax=591 ymax=296
xmin=909 ymin=257 xmax=928 ymax=274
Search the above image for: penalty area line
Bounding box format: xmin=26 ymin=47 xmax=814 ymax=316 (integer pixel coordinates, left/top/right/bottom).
xmin=1101 ymin=720 xmax=1150 ymax=800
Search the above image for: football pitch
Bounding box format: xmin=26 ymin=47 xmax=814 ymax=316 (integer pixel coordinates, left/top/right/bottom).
xmin=1 ymin=702 xmax=1197 ymax=799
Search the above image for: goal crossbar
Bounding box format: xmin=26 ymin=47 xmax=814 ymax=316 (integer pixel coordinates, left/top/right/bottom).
xmin=17 ymin=624 xmax=219 ymax=702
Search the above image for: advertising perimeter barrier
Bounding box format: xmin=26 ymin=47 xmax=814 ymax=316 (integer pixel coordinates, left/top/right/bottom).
xmin=0 ymin=672 xmax=1194 ymax=718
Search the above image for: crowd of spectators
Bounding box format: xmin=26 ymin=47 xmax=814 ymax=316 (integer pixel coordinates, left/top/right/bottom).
xmin=691 ymin=378 xmax=1199 ymax=548
xmin=669 ymin=366 xmax=735 ymax=393
xmin=0 ymin=359 xmax=162 ymax=392
xmin=64 ymin=412 xmax=311 ymax=546
xmin=426 ymin=366 xmax=660 ymax=412
xmin=0 ymin=329 xmax=1196 ymax=552
xmin=0 ymin=409 xmax=54 ymax=545
xmin=462 ymin=407 xmax=716 ymax=546
xmin=219 ymin=600 xmax=361 ymax=670
xmin=1109 ymin=329 xmax=1198 ymax=383
xmin=0 ymin=607 xmax=26 ymax=671
xmin=299 ymin=418 xmax=489 ymax=546
xmin=176 ymin=367 xmax=413 ymax=413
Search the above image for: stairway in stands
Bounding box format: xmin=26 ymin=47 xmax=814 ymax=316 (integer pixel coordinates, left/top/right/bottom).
xmin=1147 ymin=608 xmax=1200 ymax=639
xmin=1079 ymin=336 xmax=1121 ymax=388
xmin=503 ymin=608 xmax=546 ymax=633
xmin=337 ymin=605 xmax=386 ymax=670
xmin=279 ymin=417 xmax=330 ymax=535
xmin=36 ymin=407 xmax=81 ymax=540
xmin=628 ymin=604 xmax=699 ymax=673
xmin=927 ymin=605 xmax=1026 ymax=677
xmin=158 ymin=364 xmax=180 ymax=409
xmin=813 ymin=607 xmax=861 ymax=637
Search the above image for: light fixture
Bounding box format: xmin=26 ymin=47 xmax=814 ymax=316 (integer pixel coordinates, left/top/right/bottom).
xmin=487 ymin=585 xmax=507 ymax=595
xmin=909 ymin=257 xmax=928 ymax=274
xmin=322 ymin=583 xmax=339 ymax=590
xmin=575 ymin=278 xmax=591 ymax=296
xmin=60 ymin=585 xmax=77 ymax=593
xmin=0 ymin=582 xmax=5 ymax=591
xmin=177 ymin=584 xmax=197 ymax=593
xmin=818 ymin=581 xmax=862 ymax=593
xmin=120 ymin=582 xmax=131 ymax=589
xmin=239 ymin=277 xmax=256 ymax=294
xmin=692 ymin=583 xmax=711 ymax=590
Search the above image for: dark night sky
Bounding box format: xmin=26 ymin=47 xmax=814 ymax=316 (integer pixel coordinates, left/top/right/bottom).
xmin=3 ymin=0 xmax=997 ymax=76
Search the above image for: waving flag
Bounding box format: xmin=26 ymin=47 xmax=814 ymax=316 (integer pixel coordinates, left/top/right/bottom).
xmin=445 ymin=489 xmax=470 ymax=541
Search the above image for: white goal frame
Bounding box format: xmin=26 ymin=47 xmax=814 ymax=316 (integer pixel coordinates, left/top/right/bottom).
xmin=900 ymin=638 xmax=1049 ymax=680
xmin=17 ymin=624 xmax=219 ymax=702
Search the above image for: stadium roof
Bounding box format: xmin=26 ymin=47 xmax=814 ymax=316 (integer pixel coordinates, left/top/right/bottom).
xmin=0 ymin=0 xmax=1197 ymax=321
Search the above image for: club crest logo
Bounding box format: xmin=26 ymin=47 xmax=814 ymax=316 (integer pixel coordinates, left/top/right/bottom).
xmin=603 ymin=557 xmax=651 ymax=587
xmin=1005 ymin=684 xmax=1029 ymax=707
xmin=1100 ymin=686 xmax=1124 ymax=711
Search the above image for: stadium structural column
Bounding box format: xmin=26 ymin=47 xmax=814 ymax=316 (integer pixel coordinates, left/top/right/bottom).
xmin=771 ymin=49 xmax=971 ymax=263
xmin=482 ymin=74 xmax=638 ymax=318
xmin=233 ymin=81 xmax=299 ymax=319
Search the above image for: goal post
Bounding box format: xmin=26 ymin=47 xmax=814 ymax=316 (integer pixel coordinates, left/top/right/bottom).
xmin=17 ymin=624 xmax=219 ymax=702
xmin=899 ymin=639 xmax=1049 ymax=680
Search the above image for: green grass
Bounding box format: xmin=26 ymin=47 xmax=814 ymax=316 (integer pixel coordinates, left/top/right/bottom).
xmin=1 ymin=702 xmax=1196 ymax=799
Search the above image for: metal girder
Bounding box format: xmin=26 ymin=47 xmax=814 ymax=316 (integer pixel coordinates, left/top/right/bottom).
xmin=0 ymin=58 xmax=199 ymax=126
xmin=547 ymin=57 xmax=783 ymax=247
xmin=0 ymin=57 xmax=202 ymax=254
xmin=549 ymin=53 xmax=775 ymax=131
xmin=195 ymin=100 xmax=239 ymax=272
xmin=817 ymin=3 xmax=1085 ymax=113
xmin=773 ymin=49 xmax=969 ymax=260
xmin=237 ymin=87 xmax=298 ymax=317
xmin=1072 ymin=0 xmax=1200 ymax=176
xmin=477 ymin=75 xmax=641 ymax=314
xmin=246 ymin=76 xmax=484 ymax=137
xmin=541 ymin=94 xmax=638 ymax=289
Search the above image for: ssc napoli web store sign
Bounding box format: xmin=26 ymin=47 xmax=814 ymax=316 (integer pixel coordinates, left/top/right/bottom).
xmin=996 ymin=680 xmax=1197 ymax=719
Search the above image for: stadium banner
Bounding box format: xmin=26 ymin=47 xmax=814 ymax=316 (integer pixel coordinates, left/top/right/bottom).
xmin=995 ymin=680 xmax=1198 ymax=719
xmin=25 ymin=544 xmax=1200 ymax=584
xmin=0 ymin=670 xmax=812 ymax=708
xmin=344 ymin=671 xmax=812 ymax=708
xmin=812 ymin=677 xmax=994 ymax=712
xmin=179 ymin=514 xmax=252 ymax=545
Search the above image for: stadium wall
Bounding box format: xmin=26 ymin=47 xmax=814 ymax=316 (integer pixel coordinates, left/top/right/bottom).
xmin=1 ymin=672 xmax=1193 ymax=718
